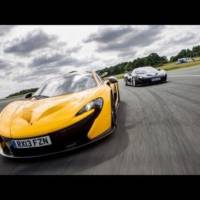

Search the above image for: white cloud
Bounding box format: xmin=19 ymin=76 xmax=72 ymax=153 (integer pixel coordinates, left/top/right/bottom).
xmin=1 ymin=25 xmax=200 ymax=98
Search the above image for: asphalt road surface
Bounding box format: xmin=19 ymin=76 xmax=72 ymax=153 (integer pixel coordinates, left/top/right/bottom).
xmin=0 ymin=66 xmax=200 ymax=175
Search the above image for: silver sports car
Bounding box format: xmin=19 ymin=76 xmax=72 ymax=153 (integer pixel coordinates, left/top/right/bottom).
xmin=124 ymin=66 xmax=167 ymax=87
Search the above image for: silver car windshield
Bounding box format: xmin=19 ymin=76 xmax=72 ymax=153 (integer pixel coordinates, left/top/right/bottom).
xmin=135 ymin=69 xmax=146 ymax=74
xmin=135 ymin=67 xmax=158 ymax=74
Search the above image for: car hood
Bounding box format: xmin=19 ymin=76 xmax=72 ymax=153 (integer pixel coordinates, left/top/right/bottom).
xmin=139 ymin=70 xmax=166 ymax=77
xmin=0 ymin=87 xmax=101 ymax=139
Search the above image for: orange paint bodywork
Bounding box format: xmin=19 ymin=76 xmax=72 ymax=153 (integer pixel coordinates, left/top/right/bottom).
xmin=0 ymin=83 xmax=114 ymax=140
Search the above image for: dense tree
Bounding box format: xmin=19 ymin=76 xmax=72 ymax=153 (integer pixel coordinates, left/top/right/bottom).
xmin=170 ymin=56 xmax=175 ymax=62
xmin=192 ymin=45 xmax=200 ymax=57
xmin=97 ymin=52 xmax=169 ymax=76
xmin=6 ymin=88 xmax=38 ymax=98
xmin=97 ymin=44 xmax=200 ymax=77
xmin=170 ymin=47 xmax=199 ymax=62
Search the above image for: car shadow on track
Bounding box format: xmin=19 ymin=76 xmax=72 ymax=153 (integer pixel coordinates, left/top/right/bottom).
xmin=1 ymin=101 xmax=129 ymax=175
xmin=124 ymin=81 xmax=169 ymax=88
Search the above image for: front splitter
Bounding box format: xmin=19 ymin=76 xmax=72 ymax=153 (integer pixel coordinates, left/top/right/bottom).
xmin=0 ymin=126 xmax=116 ymax=159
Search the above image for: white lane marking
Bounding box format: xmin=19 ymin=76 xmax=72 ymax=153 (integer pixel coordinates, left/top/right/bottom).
xmin=169 ymin=75 xmax=200 ymax=77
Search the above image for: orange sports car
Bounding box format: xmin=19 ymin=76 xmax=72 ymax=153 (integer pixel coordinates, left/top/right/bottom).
xmin=0 ymin=71 xmax=120 ymax=158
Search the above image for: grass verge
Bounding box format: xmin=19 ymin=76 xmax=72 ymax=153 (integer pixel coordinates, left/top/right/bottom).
xmin=114 ymin=59 xmax=200 ymax=79
xmin=160 ymin=60 xmax=200 ymax=71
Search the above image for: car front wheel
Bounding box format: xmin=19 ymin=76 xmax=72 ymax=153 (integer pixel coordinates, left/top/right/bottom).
xmin=111 ymin=93 xmax=117 ymax=127
xmin=163 ymin=74 xmax=167 ymax=82
xmin=132 ymin=78 xmax=137 ymax=87
xmin=125 ymin=79 xmax=128 ymax=86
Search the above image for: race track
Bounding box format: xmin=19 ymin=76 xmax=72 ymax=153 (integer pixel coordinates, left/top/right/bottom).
xmin=0 ymin=66 xmax=200 ymax=175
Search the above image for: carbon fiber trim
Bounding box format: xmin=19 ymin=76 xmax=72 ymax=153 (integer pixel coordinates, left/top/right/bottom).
xmin=1 ymin=111 xmax=99 ymax=157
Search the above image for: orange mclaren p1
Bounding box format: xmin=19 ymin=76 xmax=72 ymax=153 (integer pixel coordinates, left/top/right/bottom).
xmin=0 ymin=71 xmax=120 ymax=158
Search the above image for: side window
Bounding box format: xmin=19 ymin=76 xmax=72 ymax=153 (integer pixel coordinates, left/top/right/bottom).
xmin=95 ymin=74 xmax=103 ymax=84
xmin=85 ymin=75 xmax=98 ymax=88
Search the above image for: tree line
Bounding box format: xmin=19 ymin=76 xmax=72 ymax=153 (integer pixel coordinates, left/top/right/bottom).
xmin=6 ymin=88 xmax=38 ymax=98
xmin=5 ymin=45 xmax=200 ymax=98
xmin=97 ymin=45 xmax=200 ymax=76
xmin=170 ymin=45 xmax=200 ymax=62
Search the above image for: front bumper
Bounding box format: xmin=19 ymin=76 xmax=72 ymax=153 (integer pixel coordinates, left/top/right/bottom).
xmin=0 ymin=112 xmax=115 ymax=159
xmin=136 ymin=75 xmax=166 ymax=84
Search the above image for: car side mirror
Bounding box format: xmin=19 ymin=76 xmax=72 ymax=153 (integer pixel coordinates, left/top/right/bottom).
xmin=107 ymin=76 xmax=118 ymax=84
xmin=157 ymin=68 xmax=161 ymax=71
xmin=25 ymin=93 xmax=32 ymax=99
xmin=105 ymin=80 xmax=111 ymax=86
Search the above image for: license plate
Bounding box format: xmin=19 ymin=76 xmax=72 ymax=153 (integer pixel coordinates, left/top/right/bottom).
xmin=11 ymin=136 xmax=52 ymax=149
xmin=151 ymin=77 xmax=161 ymax=81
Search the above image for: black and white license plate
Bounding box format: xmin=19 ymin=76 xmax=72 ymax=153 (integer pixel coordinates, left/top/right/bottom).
xmin=11 ymin=136 xmax=52 ymax=149
xmin=151 ymin=77 xmax=161 ymax=82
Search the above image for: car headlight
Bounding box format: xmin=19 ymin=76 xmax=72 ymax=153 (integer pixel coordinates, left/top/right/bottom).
xmin=136 ymin=75 xmax=143 ymax=79
xmin=76 ymin=98 xmax=103 ymax=116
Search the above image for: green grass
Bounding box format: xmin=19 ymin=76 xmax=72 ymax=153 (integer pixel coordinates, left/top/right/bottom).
xmin=160 ymin=58 xmax=200 ymax=71
xmin=115 ymin=73 xmax=125 ymax=79
xmin=114 ymin=57 xmax=200 ymax=79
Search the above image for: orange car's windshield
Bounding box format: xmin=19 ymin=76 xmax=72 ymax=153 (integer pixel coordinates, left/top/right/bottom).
xmin=33 ymin=74 xmax=97 ymax=97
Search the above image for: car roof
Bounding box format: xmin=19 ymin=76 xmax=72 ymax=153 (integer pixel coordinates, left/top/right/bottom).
xmin=133 ymin=66 xmax=157 ymax=72
xmin=51 ymin=71 xmax=93 ymax=79
xmin=64 ymin=72 xmax=91 ymax=77
xmin=42 ymin=71 xmax=98 ymax=84
xmin=134 ymin=66 xmax=154 ymax=70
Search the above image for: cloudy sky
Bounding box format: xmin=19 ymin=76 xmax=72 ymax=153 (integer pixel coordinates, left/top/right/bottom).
xmin=0 ymin=25 xmax=200 ymax=98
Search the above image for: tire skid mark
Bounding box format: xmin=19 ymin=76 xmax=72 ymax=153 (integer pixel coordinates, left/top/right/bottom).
xmin=166 ymin=90 xmax=200 ymax=106
xmin=121 ymin=86 xmax=161 ymax=173
xmin=126 ymin=84 xmax=197 ymax=173
xmin=153 ymin=82 xmax=200 ymax=106
xmin=153 ymin=89 xmax=200 ymax=126
xmin=148 ymin=89 xmax=200 ymax=173
xmin=167 ymin=82 xmax=200 ymax=96
xmin=125 ymin=86 xmax=178 ymax=173
xmin=170 ymin=81 xmax=200 ymax=89
xmin=121 ymin=85 xmax=146 ymax=129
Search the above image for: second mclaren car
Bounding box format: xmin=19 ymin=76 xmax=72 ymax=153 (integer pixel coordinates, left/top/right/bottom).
xmin=0 ymin=71 xmax=120 ymax=158
xmin=124 ymin=66 xmax=167 ymax=86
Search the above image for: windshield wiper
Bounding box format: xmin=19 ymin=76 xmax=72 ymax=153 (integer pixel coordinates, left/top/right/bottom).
xmin=32 ymin=95 xmax=49 ymax=99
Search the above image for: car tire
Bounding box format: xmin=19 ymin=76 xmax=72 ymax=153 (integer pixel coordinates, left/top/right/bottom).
xmin=163 ymin=74 xmax=167 ymax=82
xmin=111 ymin=93 xmax=117 ymax=127
xmin=125 ymin=79 xmax=128 ymax=86
xmin=114 ymin=82 xmax=120 ymax=104
xmin=117 ymin=86 xmax=120 ymax=103
xmin=132 ymin=78 xmax=137 ymax=87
